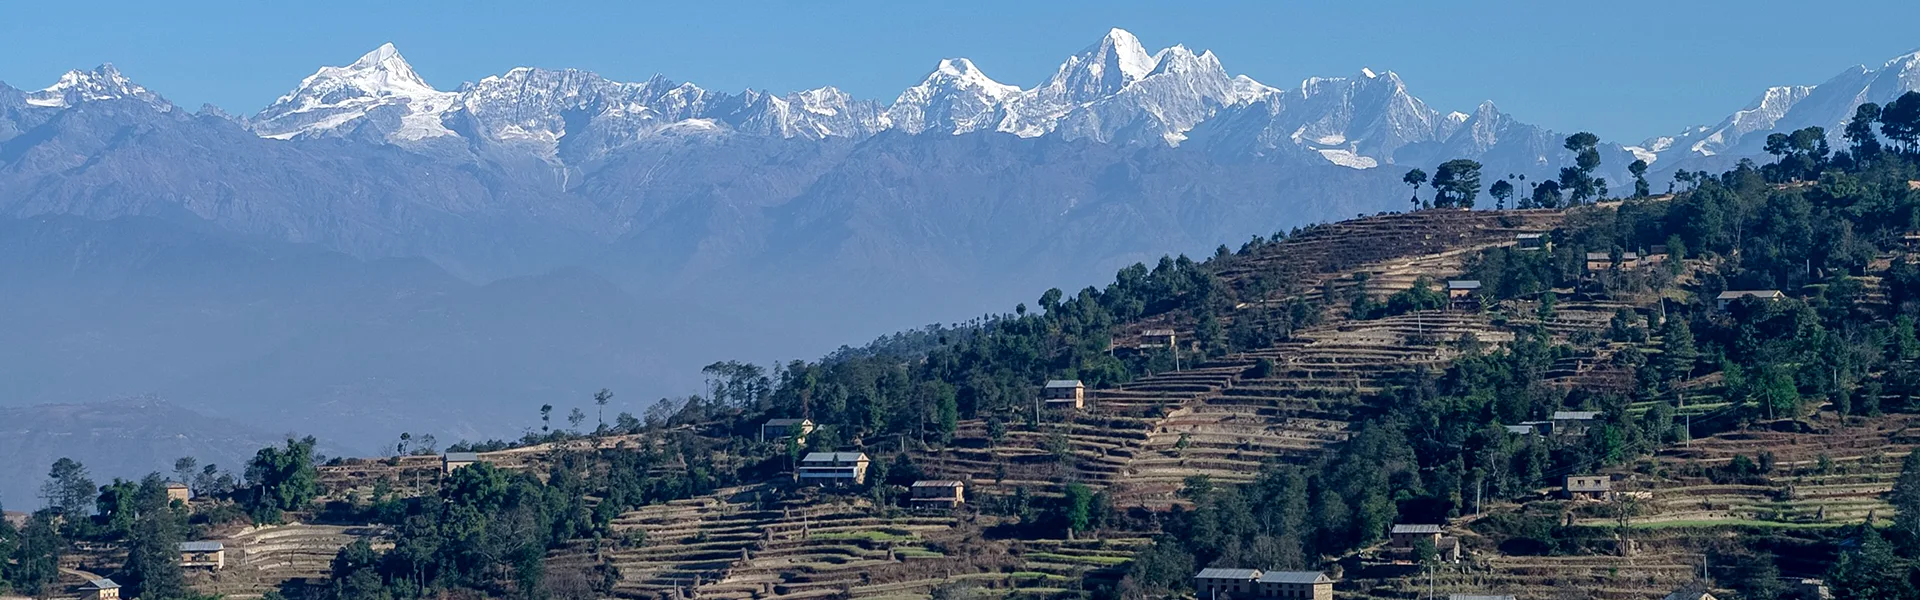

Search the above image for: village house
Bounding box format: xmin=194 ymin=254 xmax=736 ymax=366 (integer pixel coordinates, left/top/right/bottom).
xmin=1585 ymin=252 xmax=1642 ymax=272
xmin=1194 ymin=568 xmax=1261 ymax=599
xmin=1256 ymin=571 xmax=1334 ymax=600
xmin=1565 ymin=475 xmax=1614 ymax=501
xmin=1388 ymin=524 xmax=1461 ymax=562
xmin=1503 ymin=424 xmax=1537 ymax=435
xmin=1792 ymin=579 xmax=1832 ymax=600
xmin=1550 ymin=411 xmax=1600 ymax=437
xmin=1516 ymin=232 xmax=1547 ymax=250
xmin=798 ymin=452 xmax=870 ymax=486
xmin=1044 ymin=379 xmax=1086 ymax=409
xmin=1665 ymin=587 xmax=1719 ymax=600
xmin=2 ymin=510 xmax=27 ymax=529
xmin=179 ymin=541 xmax=225 ymax=570
xmin=1193 ymin=568 xmax=1334 ymax=600
xmin=1619 ymin=252 xmax=1642 ymax=270
xmin=1904 ymin=232 xmax=1920 ymax=251
xmin=442 ymin=452 xmax=480 ymax=474
xmin=1446 ymin=280 xmax=1481 ymax=309
xmin=1717 ymin=290 xmax=1785 ymax=309
xmin=1584 ymin=252 xmax=1612 ymax=272
xmin=79 ymin=579 xmax=119 ymax=600
xmin=760 ymin=418 xmax=816 ymax=444
xmin=165 ymin=481 xmax=191 ymax=503
xmin=909 ymin=480 xmax=966 ymax=509
xmin=1644 ymin=245 xmax=1671 ymax=266
xmin=1139 ymin=328 xmax=1178 ymax=349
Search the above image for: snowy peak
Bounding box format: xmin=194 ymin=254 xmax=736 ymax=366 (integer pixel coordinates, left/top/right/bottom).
xmin=1052 ymin=28 xmax=1159 ymax=100
xmin=337 ymin=43 xmax=439 ymax=98
xmin=25 ymin=64 xmax=166 ymax=109
xmin=922 ymin=58 xmax=1020 ymax=99
xmin=1092 ymin=28 xmax=1158 ymax=83
xmin=250 ymin=43 xmax=458 ymax=141
xmin=889 ymin=58 xmax=1021 ymax=135
xmin=1231 ymin=74 xmax=1282 ymax=105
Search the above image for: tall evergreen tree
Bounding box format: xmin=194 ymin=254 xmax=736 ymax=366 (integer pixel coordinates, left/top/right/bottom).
xmin=1560 ymin=132 xmax=1604 ymax=205
xmin=40 ymin=458 xmax=95 ymax=517
xmin=1894 ymin=448 xmax=1920 ymax=538
xmin=10 ymin=513 xmax=63 ymax=596
xmin=1403 ymin=168 xmax=1429 ymax=210
xmin=1846 ymin=102 xmax=1883 ymax=157
xmin=1628 ymin=159 xmax=1651 ymax=198
xmin=1880 ymin=91 xmax=1920 ymax=153
xmin=1430 ymin=159 xmax=1483 ymax=208
xmin=1489 ymin=179 xmax=1514 ymax=210
xmin=120 ymin=476 xmax=186 ymax=600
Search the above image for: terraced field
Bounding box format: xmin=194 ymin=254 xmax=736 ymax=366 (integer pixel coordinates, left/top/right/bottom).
xmin=1584 ymin=413 xmax=1920 ymax=529
xmin=188 ymin=523 xmax=388 ymax=599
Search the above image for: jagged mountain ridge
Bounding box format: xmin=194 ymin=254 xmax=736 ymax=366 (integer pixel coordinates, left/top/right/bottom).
xmin=1648 ymin=48 xmax=1920 ymax=168
xmin=213 ymin=28 xmax=1605 ymax=174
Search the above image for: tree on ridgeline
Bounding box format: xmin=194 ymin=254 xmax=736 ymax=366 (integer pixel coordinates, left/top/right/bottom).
xmin=1881 ymin=91 xmax=1920 ymax=153
xmin=1558 ymin=132 xmax=1603 ymax=205
xmin=1430 ymin=159 xmax=1483 ymax=209
xmin=40 ymin=458 xmax=95 ymax=517
xmin=242 ymin=437 xmax=319 ymax=523
xmin=594 ymin=388 xmax=612 ymax=432
xmin=1490 ymin=179 xmax=1513 ymax=210
xmin=1628 ymin=159 xmax=1650 ymax=198
xmin=1529 ymin=179 xmax=1563 ymax=209
xmin=1846 ymin=102 xmax=1883 ymax=158
xmin=1765 ymin=132 xmax=1792 ymax=163
xmin=1403 ymin=168 xmax=1428 ymax=210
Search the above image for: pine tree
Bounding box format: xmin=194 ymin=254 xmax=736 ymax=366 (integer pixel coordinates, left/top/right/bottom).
xmin=1893 ymin=448 xmax=1920 ymax=538
xmin=1403 ymin=168 xmax=1428 ymax=210
xmin=121 ymin=476 xmax=186 ymax=600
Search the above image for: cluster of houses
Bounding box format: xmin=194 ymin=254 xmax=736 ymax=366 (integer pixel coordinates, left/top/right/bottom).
xmin=785 ymin=447 xmax=968 ymax=508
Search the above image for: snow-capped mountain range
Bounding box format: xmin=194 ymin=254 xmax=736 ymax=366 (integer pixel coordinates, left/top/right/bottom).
xmin=11 ymin=28 xmax=1607 ymax=173
xmin=14 ymin=30 xmax=1920 ymax=177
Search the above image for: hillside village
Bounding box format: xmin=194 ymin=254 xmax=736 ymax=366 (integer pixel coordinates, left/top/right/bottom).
xmin=9 ymin=106 xmax=1920 ymax=600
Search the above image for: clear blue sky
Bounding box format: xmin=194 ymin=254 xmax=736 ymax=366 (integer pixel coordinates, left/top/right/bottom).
xmin=4 ymin=0 xmax=1918 ymax=143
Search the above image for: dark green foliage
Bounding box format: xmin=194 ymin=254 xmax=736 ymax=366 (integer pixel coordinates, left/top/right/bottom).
xmin=1826 ymin=526 xmax=1917 ymax=600
xmin=1490 ymin=179 xmax=1514 ymax=210
xmin=1894 ymin=449 xmax=1920 ymax=539
xmin=1431 ymin=159 xmax=1483 ymax=209
xmin=5 ymin=512 xmax=63 ymax=596
xmin=119 ymin=476 xmax=188 ymax=600
xmin=1559 ymin=133 xmax=1604 ymax=205
xmin=1847 ymin=103 xmax=1883 ymax=158
xmin=41 ymin=458 xmax=95 ymax=518
xmin=243 ymin=437 xmax=320 ymax=523
xmin=1880 ymin=92 xmax=1920 ymax=153
xmin=1405 ymin=168 xmax=1429 ymax=210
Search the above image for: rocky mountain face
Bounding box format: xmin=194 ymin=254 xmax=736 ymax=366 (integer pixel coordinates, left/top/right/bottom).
xmin=0 ymin=29 xmax=1670 ymax=453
